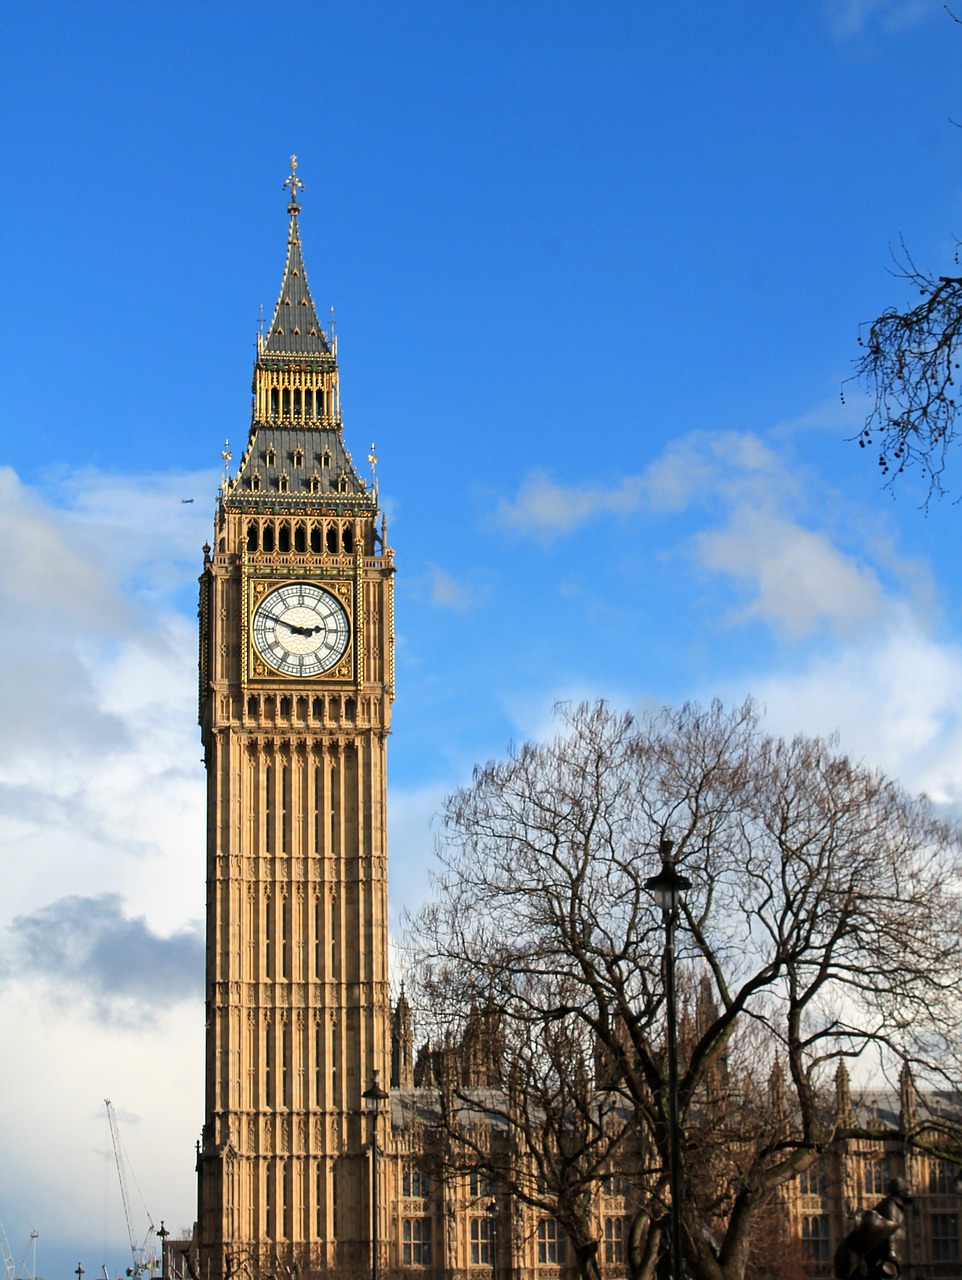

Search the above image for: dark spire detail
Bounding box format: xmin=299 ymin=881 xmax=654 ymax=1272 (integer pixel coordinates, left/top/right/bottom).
xmin=263 ymin=155 xmax=331 ymax=358
xmin=284 ymin=153 xmax=304 ymax=213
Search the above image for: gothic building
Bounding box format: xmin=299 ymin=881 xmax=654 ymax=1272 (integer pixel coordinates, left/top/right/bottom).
xmin=193 ymin=163 xmax=962 ymax=1280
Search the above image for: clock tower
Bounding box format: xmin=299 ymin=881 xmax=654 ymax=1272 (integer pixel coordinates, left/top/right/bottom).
xmin=196 ymin=159 xmax=394 ymax=1280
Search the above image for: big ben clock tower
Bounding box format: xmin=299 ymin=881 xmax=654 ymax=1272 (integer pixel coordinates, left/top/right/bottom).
xmin=197 ymin=159 xmax=394 ymax=1280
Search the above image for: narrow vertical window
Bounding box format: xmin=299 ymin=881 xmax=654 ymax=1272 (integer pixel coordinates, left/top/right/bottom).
xmin=314 ymin=764 xmax=321 ymax=853
xmin=331 ymin=1024 xmax=338 ymax=1105
xmin=270 ymin=387 xmax=279 ymax=418
xmin=315 ymin=1023 xmax=323 ymax=1105
xmin=330 ymin=766 xmax=337 ymax=849
xmin=262 ymin=523 xmax=275 ymax=553
xmin=326 ymin=525 xmax=337 ymax=553
xmin=281 ymin=764 xmax=290 ymax=854
xmin=282 ymin=1021 xmax=291 ymax=1107
xmin=343 ymin=526 xmax=354 ymax=554
xmin=293 ymin=388 xmax=302 ymax=419
xmin=266 ymin=1022 xmax=274 ymax=1107
xmin=247 ymin=521 xmax=259 ymax=552
xmin=265 ymin=762 xmax=273 ymax=854
xmin=282 ymin=388 xmax=291 ymax=417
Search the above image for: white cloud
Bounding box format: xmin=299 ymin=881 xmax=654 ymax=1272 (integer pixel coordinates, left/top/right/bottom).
xmin=494 ymin=468 xmax=644 ymax=539
xmin=427 ymin=564 xmax=473 ymax=611
xmin=695 ymin=509 xmax=887 ymax=638
xmin=823 ymin=0 xmax=936 ymax=39
xmin=0 ymin=465 xmax=209 ymax=1271
xmin=489 ymin=423 xmax=962 ymax=824
xmin=720 ymin=626 xmax=962 ymax=810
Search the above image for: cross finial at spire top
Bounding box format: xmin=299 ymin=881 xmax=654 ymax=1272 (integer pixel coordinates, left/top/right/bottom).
xmin=284 ymin=154 xmax=305 ymax=212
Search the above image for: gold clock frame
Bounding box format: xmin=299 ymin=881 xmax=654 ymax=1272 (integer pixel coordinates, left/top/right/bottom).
xmin=243 ymin=574 xmax=357 ymax=683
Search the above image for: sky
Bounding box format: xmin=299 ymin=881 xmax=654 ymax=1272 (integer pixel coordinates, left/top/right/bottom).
xmin=1 ymin=1 xmax=961 ymax=1276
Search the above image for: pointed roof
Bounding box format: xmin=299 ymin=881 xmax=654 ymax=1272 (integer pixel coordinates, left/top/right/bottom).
xmin=262 ymin=157 xmax=331 ymax=359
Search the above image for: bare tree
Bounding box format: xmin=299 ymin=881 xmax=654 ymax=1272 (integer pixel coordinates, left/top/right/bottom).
xmin=853 ymin=241 xmax=962 ymax=500
xmin=407 ymin=700 xmax=962 ymax=1280
xmin=410 ymin=990 xmax=646 ymax=1280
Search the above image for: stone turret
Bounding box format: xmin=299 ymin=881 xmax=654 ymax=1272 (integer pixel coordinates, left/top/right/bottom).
xmin=392 ymin=984 xmax=414 ymax=1089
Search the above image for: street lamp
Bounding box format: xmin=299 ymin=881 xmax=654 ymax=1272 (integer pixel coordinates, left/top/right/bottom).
xmin=363 ymin=1071 xmax=389 ymax=1280
xmin=156 ymin=1221 xmax=169 ymax=1280
xmin=485 ymin=1200 xmax=499 ymax=1280
xmin=645 ymin=837 xmax=690 ymax=1280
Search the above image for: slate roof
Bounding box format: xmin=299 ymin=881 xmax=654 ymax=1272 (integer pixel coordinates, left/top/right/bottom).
xmin=228 ymin=425 xmax=372 ymax=508
xmin=262 ymin=203 xmax=332 ymax=359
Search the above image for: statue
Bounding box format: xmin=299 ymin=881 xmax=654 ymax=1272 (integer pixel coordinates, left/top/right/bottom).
xmin=833 ymin=1178 xmax=912 ymax=1279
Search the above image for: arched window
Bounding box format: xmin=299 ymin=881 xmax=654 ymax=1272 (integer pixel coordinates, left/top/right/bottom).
xmin=262 ymin=524 xmax=275 ymax=552
xmin=270 ymin=387 xmax=279 ymax=419
xmin=310 ymin=524 xmax=321 ymax=551
xmin=247 ymin=522 xmax=259 ymax=552
xmin=278 ymin=523 xmax=291 ymax=552
xmin=342 ymin=526 xmax=354 ymax=554
xmin=294 ymin=524 xmax=306 ymax=553
xmin=326 ymin=525 xmax=338 ymax=554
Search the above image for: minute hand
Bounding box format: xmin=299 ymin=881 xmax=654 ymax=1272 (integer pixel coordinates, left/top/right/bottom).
xmin=264 ymin=614 xmax=319 ymax=638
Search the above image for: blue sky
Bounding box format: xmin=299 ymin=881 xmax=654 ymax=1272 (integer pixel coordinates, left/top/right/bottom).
xmin=1 ymin=2 xmax=961 ymax=1277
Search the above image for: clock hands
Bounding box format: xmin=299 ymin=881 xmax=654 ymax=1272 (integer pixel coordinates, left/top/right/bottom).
xmin=263 ymin=612 xmax=327 ymax=639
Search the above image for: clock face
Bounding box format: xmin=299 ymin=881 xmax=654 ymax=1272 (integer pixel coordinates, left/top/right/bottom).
xmin=252 ymin=583 xmax=351 ymax=678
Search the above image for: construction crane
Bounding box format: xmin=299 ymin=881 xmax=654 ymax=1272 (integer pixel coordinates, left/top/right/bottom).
xmin=0 ymin=1219 xmax=16 ymax=1280
xmin=104 ymin=1100 xmax=156 ymax=1278
xmin=0 ymin=1218 xmax=40 ymax=1280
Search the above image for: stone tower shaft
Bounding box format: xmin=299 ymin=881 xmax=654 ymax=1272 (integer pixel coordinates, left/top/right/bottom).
xmin=197 ymin=159 xmax=395 ymax=1280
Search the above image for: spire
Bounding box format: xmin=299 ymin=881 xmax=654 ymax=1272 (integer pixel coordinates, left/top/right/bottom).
xmin=226 ymin=161 xmax=374 ymax=506
xmin=261 ymin=155 xmax=331 ymax=359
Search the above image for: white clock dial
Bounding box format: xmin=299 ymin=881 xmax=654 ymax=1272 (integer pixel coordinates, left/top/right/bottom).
xmin=252 ymin=583 xmax=350 ymax=677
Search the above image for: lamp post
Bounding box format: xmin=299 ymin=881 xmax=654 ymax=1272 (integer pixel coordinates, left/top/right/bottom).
xmin=363 ymin=1072 xmax=389 ymax=1280
xmin=485 ymin=1200 xmax=499 ymax=1280
xmin=645 ymin=837 xmax=690 ymax=1280
xmin=156 ymin=1220 xmax=169 ymax=1280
